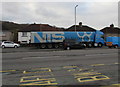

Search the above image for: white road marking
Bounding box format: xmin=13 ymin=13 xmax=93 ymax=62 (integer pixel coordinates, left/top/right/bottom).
xmin=85 ymin=53 xmax=118 ymax=56
xmin=22 ymin=56 xmax=60 ymax=60
xmin=22 ymin=52 xmax=118 ymax=60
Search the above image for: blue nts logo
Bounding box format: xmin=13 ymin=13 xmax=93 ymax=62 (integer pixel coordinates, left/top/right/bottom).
xmin=77 ymin=32 xmax=93 ymax=41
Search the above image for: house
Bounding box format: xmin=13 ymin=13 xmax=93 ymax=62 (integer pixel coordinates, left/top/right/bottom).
xmin=1 ymin=21 xmax=29 ymax=42
xmin=65 ymin=22 xmax=96 ymax=31
xmin=100 ymin=24 xmax=120 ymax=38
xmin=0 ymin=21 xmax=14 ymax=41
xmin=0 ymin=30 xmax=14 ymax=41
xmin=18 ymin=23 xmax=64 ymax=44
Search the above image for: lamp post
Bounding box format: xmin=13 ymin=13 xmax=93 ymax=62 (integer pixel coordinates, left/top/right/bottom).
xmin=75 ymin=5 xmax=78 ymax=32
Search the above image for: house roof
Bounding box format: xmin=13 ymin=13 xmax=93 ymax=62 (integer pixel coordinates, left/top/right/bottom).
xmin=65 ymin=25 xmax=96 ymax=31
xmin=100 ymin=26 xmax=120 ymax=34
xmin=19 ymin=24 xmax=64 ymax=32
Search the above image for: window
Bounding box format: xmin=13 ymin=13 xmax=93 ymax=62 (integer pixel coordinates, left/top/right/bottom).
xmin=101 ymin=35 xmax=104 ymax=39
xmin=22 ymin=32 xmax=27 ymax=37
xmin=0 ymin=32 xmax=6 ymax=37
xmin=4 ymin=41 xmax=14 ymax=44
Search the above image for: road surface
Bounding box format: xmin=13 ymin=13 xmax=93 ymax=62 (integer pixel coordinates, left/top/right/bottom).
xmin=1 ymin=47 xmax=119 ymax=86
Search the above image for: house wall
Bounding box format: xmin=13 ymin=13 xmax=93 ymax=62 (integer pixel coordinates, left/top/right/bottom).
xmin=0 ymin=31 xmax=14 ymax=41
xmin=18 ymin=32 xmax=31 ymax=44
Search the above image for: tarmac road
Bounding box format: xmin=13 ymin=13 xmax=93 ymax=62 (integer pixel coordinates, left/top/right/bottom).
xmin=1 ymin=47 xmax=119 ymax=86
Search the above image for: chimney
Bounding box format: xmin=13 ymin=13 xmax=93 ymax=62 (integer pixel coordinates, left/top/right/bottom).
xmin=110 ymin=24 xmax=114 ymax=28
xmin=79 ymin=22 xmax=82 ymax=27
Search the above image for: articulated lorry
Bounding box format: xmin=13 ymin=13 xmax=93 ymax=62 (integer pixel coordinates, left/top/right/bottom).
xmin=30 ymin=30 xmax=105 ymax=49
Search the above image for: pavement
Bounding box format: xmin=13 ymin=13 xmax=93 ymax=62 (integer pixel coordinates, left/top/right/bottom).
xmin=1 ymin=47 xmax=119 ymax=86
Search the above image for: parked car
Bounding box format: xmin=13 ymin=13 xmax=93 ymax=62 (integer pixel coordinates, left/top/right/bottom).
xmin=63 ymin=39 xmax=86 ymax=50
xmin=0 ymin=41 xmax=20 ymax=48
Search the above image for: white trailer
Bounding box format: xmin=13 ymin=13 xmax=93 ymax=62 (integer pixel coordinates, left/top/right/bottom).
xmin=18 ymin=32 xmax=31 ymax=44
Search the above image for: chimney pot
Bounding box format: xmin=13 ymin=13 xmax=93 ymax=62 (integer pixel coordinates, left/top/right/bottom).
xmin=110 ymin=24 xmax=114 ymax=28
xmin=79 ymin=22 xmax=82 ymax=27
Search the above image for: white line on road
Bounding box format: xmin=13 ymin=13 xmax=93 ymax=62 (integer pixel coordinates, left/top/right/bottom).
xmin=85 ymin=53 xmax=118 ymax=56
xmin=22 ymin=56 xmax=61 ymax=60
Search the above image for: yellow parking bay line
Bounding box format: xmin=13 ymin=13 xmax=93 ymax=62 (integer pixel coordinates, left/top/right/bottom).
xmin=63 ymin=65 xmax=78 ymax=72
xmin=79 ymin=68 xmax=94 ymax=72
xmin=63 ymin=65 xmax=78 ymax=68
xmin=20 ymin=78 xmax=58 ymax=85
xmin=74 ymin=72 xmax=102 ymax=77
xmin=0 ymin=70 xmax=16 ymax=72
xmin=77 ymin=75 xmax=110 ymax=82
xmin=67 ymin=69 xmax=76 ymax=72
xmin=20 ymin=74 xmax=54 ymax=82
xmin=114 ymin=62 xmax=119 ymax=65
xmin=74 ymin=72 xmax=110 ymax=83
xmin=112 ymin=84 xmax=120 ymax=86
xmin=91 ymin=64 xmax=105 ymax=66
xmin=101 ymin=84 xmax=120 ymax=87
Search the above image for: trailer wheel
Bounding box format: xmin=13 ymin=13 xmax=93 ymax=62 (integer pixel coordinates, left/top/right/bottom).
xmin=98 ymin=43 xmax=103 ymax=47
xmin=108 ymin=46 xmax=112 ymax=48
xmin=114 ymin=45 xmax=118 ymax=48
xmin=47 ymin=44 xmax=53 ymax=49
xmin=40 ymin=44 xmax=46 ymax=49
xmin=66 ymin=46 xmax=71 ymax=50
xmin=94 ymin=43 xmax=98 ymax=47
xmin=88 ymin=43 xmax=92 ymax=48
xmin=54 ymin=44 xmax=59 ymax=48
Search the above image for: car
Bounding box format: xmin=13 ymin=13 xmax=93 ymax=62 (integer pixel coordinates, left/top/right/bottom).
xmin=1 ymin=41 xmax=20 ymax=48
xmin=63 ymin=39 xmax=86 ymax=50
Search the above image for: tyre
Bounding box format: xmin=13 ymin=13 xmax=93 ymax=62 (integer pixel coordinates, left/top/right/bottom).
xmin=98 ymin=43 xmax=103 ymax=47
xmin=108 ymin=46 xmax=112 ymax=48
xmin=14 ymin=45 xmax=18 ymax=48
xmin=114 ymin=45 xmax=118 ymax=48
xmin=94 ymin=43 xmax=98 ymax=47
xmin=2 ymin=45 xmax=5 ymax=48
xmin=88 ymin=43 xmax=92 ymax=48
xmin=66 ymin=46 xmax=70 ymax=50
xmin=40 ymin=44 xmax=46 ymax=49
xmin=54 ymin=44 xmax=59 ymax=48
xmin=47 ymin=44 xmax=53 ymax=49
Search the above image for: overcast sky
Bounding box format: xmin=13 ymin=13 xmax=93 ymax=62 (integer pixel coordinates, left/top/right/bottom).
xmin=1 ymin=0 xmax=119 ymax=30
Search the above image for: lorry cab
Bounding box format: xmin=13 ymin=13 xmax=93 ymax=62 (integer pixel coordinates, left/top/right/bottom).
xmin=94 ymin=30 xmax=105 ymax=47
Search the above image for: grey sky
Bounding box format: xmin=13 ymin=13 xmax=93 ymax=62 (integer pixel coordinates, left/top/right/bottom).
xmin=1 ymin=1 xmax=119 ymax=30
